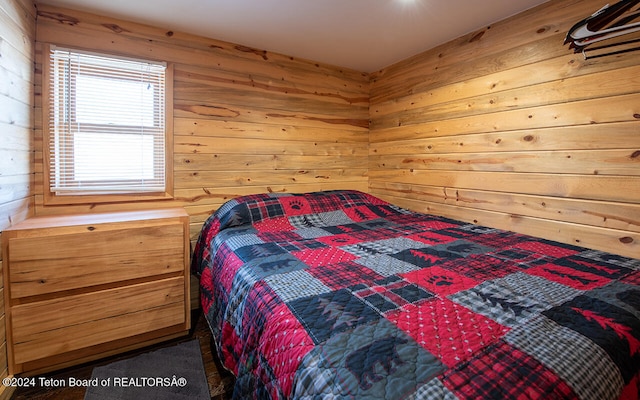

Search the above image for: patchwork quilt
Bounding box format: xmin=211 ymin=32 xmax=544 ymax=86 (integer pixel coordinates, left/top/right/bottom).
xmin=191 ymin=190 xmax=640 ymax=399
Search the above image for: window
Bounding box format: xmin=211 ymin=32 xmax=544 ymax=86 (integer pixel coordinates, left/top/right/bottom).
xmin=44 ymin=46 xmax=173 ymax=203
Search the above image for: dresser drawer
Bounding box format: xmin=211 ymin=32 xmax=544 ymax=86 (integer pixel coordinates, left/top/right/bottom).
xmin=7 ymin=221 xmax=185 ymax=298
xmin=11 ymin=277 xmax=185 ymax=365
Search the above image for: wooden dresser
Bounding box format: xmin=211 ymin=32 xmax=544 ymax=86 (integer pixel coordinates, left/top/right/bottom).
xmin=1 ymin=208 xmax=191 ymax=375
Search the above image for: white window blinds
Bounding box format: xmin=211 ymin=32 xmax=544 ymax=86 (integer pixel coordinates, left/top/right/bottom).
xmin=48 ymin=47 xmax=167 ymax=195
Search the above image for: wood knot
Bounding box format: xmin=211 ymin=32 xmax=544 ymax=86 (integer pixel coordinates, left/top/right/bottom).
xmin=87 ymin=226 xmax=96 ymax=231
xmin=234 ymin=45 xmax=268 ymax=60
xmin=166 ymin=31 xmax=174 ymax=37
xmin=102 ymin=24 xmax=129 ymax=33
xmin=619 ymin=236 xmax=634 ymax=244
xmin=630 ymin=150 xmax=640 ymax=159
xmin=634 ymin=114 xmax=640 ymax=119
xmin=37 ymin=11 xmax=79 ymax=26
xmin=469 ymin=30 xmax=486 ymax=43
xmin=523 ymin=135 xmax=534 ymax=142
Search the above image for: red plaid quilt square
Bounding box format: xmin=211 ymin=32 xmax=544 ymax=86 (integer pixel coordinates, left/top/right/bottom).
xmin=515 ymin=240 xmax=580 ymax=258
xmin=308 ymin=261 xmax=383 ymax=290
xmin=259 ymin=302 xmax=314 ymax=398
xmin=292 ymin=247 xmax=358 ymax=267
xmin=439 ymin=254 xmax=520 ymax=281
xmin=442 ymin=340 xmax=578 ymax=399
xmin=254 ymin=216 xmax=295 ymax=232
xmin=387 ymin=298 xmax=508 ymax=368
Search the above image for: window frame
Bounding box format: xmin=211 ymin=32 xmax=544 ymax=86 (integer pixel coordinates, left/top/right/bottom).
xmin=42 ymin=45 xmax=174 ymax=205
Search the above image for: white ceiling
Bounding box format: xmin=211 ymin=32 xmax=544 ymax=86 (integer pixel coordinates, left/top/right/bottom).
xmin=37 ymin=0 xmax=550 ymax=72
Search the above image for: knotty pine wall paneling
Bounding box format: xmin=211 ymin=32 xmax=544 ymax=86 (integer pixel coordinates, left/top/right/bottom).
xmin=369 ymin=0 xmax=640 ymax=259
xmin=0 ymin=0 xmax=35 ymax=396
xmin=33 ymin=4 xmax=370 ymax=243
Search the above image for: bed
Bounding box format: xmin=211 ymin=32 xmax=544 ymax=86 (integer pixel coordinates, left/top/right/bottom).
xmin=191 ymin=190 xmax=640 ymax=399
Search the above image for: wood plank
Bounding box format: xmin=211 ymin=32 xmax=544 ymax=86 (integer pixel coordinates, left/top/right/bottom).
xmin=370 ymin=91 xmax=640 ymax=131
xmin=174 ymin=99 xmax=369 ymax=130
xmin=274 ymin=155 xmax=368 ymax=170
xmin=370 ymin=149 xmax=640 ymax=176
xmin=370 ymin=182 xmax=640 ymax=234
xmin=369 ymin=121 xmax=640 ymax=148
xmin=174 ymin=169 xmax=368 ymax=189
xmin=377 ymin=192 xmax=639 ymax=259
xmin=0 ymin=193 xmax=32 ymax=233
xmin=174 ymin=153 xmax=276 ymax=171
xmin=175 ymin=135 xmax=369 ymax=156
xmin=0 ymin=174 xmax=30 ymax=206
xmin=0 ymin=149 xmax=31 ymax=178
xmin=0 ymin=65 xmax=33 ymax=104
xmin=174 ymin=154 xmax=368 ymax=171
xmin=0 ymin=94 xmax=31 ymax=128
xmin=174 ymin=118 xmax=368 ymax=142
xmin=369 ymin=169 xmax=640 ymax=204
xmin=0 ymin=122 xmax=32 ymax=151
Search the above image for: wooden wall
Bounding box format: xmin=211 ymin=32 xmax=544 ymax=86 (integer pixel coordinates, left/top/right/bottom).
xmin=0 ymin=0 xmax=35 ymax=395
xmin=30 ymin=1 xmax=640 ymax=260
xmin=369 ymin=0 xmax=640 ymax=259
xmin=0 ymin=1 xmax=34 ymax=229
xmin=33 ymin=4 xmax=370 ymax=243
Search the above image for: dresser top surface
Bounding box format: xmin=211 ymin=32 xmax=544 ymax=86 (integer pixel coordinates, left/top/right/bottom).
xmin=4 ymin=208 xmax=188 ymax=231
